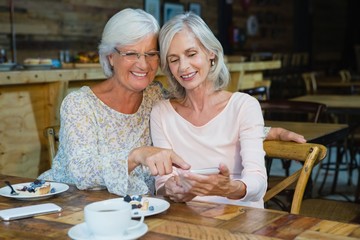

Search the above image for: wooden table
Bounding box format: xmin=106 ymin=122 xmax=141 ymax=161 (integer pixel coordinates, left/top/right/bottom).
xmin=2 ymin=174 xmax=360 ymax=240
xmin=266 ymin=120 xmax=349 ymax=145
xmin=291 ymin=94 xmax=360 ymax=115
xmin=226 ymin=60 xmax=281 ymax=91
xmin=266 ymin=121 xmax=350 ymax=197
xmin=290 ymin=95 xmax=360 ymax=196
xmin=317 ymin=81 xmax=360 ymax=94
xmin=317 ymin=81 xmax=360 ymax=88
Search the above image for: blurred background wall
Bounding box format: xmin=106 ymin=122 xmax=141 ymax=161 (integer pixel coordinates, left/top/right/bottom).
xmin=0 ymin=0 xmax=359 ymax=77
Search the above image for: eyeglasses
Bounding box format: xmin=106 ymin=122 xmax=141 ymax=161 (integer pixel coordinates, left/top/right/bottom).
xmin=113 ymin=48 xmax=159 ymax=62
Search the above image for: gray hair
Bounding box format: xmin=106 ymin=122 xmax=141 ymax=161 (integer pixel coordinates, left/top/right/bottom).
xmin=159 ymin=12 xmax=229 ymax=99
xmin=98 ymin=8 xmax=160 ymax=77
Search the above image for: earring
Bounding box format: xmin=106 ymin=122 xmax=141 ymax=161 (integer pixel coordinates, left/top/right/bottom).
xmin=211 ymin=59 xmax=215 ymax=66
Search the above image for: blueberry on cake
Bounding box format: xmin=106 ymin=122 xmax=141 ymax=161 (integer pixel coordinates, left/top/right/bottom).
xmin=123 ymin=195 xmax=154 ymax=211
xmin=16 ymin=180 xmax=54 ymax=196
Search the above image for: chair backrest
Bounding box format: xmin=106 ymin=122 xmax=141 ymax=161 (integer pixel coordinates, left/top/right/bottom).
xmin=355 ymin=45 xmax=360 ymax=73
xmin=226 ymin=70 xmax=244 ymax=92
xmin=259 ymin=100 xmax=326 ymax=123
xmin=224 ymin=55 xmax=247 ymax=63
xmin=302 ymin=72 xmax=318 ymax=95
xmin=241 ymin=86 xmax=270 ymax=100
xmin=44 ymin=125 xmax=60 ymax=166
xmin=154 ymin=75 xmax=169 ymax=90
xmin=263 ymin=140 xmax=327 ymax=214
xmin=339 ymin=69 xmax=351 ymax=83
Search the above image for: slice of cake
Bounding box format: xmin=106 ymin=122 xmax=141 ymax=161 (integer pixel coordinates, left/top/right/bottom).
xmin=16 ymin=180 xmax=52 ymax=196
xmin=123 ymin=195 xmax=154 ymax=211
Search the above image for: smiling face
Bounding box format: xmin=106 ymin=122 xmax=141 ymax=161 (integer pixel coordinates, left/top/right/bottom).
xmin=109 ymin=34 xmax=159 ymax=92
xmin=166 ymin=28 xmax=215 ymax=91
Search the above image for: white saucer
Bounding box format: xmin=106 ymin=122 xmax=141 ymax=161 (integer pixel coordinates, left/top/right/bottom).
xmin=68 ymin=220 xmax=148 ymax=240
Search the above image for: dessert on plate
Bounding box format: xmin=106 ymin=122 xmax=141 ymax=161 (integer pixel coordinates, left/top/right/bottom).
xmin=123 ymin=195 xmax=154 ymax=211
xmin=16 ymin=180 xmax=54 ymax=196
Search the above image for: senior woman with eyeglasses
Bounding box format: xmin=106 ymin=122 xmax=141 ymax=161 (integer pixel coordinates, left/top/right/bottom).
xmin=38 ymin=8 xmax=190 ymax=196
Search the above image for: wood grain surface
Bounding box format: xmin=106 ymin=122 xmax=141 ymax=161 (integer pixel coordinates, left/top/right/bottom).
xmin=1 ymin=174 xmax=360 ymax=240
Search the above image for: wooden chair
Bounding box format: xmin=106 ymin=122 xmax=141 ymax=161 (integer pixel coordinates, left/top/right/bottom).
xmin=355 ymin=45 xmax=360 ymax=73
xmin=302 ymin=72 xmax=318 ymax=95
xmin=260 ymin=100 xmax=327 ymax=211
xmin=259 ymin=99 xmax=327 ymax=123
xmin=224 ymin=55 xmax=247 ymax=63
xmin=339 ymin=69 xmax=352 ymax=83
xmin=228 ymin=71 xmax=244 ymax=92
xmin=154 ymin=75 xmax=169 ymax=90
xmin=260 ymin=99 xmax=326 ymax=176
xmin=300 ymin=198 xmax=360 ymax=223
xmin=263 ymin=140 xmax=327 ymax=214
xmin=241 ymin=86 xmax=269 ymax=100
xmin=44 ymin=125 xmax=60 ymax=166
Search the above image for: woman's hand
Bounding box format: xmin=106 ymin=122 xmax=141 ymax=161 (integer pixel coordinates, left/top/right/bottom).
xmin=163 ymin=176 xmax=196 ymax=202
xmin=176 ymin=164 xmax=246 ymax=199
xmin=266 ymin=127 xmax=306 ymax=143
xmin=128 ymin=146 xmax=190 ymax=175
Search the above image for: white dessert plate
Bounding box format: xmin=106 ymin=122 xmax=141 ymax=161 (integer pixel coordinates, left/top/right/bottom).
xmin=24 ymin=64 xmax=52 ymax=70
xmin=68 ymin=220 xmax=148 ymax=240
xmin=0 ymin=182 xmax=69 ymax=200
xmin=0 ymin=63 xmax=16 ymax=71
xmin=103 ymin=197 xmax=170 ymax=218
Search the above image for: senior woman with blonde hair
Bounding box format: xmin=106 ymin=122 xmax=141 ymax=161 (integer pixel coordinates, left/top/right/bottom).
xmin=38 ymin=8 xmax=190 ymax=196
xmin=152 ymin=12 xmax=274 ymax=208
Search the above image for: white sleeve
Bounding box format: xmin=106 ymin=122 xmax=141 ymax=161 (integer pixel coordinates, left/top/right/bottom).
xmin=236 ymin=97 xmax=267 ymax=202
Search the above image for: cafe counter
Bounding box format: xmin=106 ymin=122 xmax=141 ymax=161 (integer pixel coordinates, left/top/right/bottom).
xmin=0 ymin=67 xmax=105 ymax=178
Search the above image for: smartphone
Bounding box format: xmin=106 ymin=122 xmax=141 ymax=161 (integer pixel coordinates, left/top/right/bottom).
xmin=0 ymin=203 xmax=62 ymax=221
xmin=190 ymin=167 xmax=220 ymax=175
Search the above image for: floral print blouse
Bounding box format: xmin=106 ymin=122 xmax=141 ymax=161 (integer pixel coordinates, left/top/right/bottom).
xmin=38 ymin=83 xmax=163 ymax=196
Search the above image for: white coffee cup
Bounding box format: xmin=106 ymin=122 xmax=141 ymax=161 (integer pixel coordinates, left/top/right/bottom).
xmin=84 ymin=200 xmax=144 ymax=238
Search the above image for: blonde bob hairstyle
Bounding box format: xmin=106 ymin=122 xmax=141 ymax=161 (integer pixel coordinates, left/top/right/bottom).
xmin=98 ymin=8 xmax=160 ymax=78
xmin=159 ymin=12 xmax=230 ymax=99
